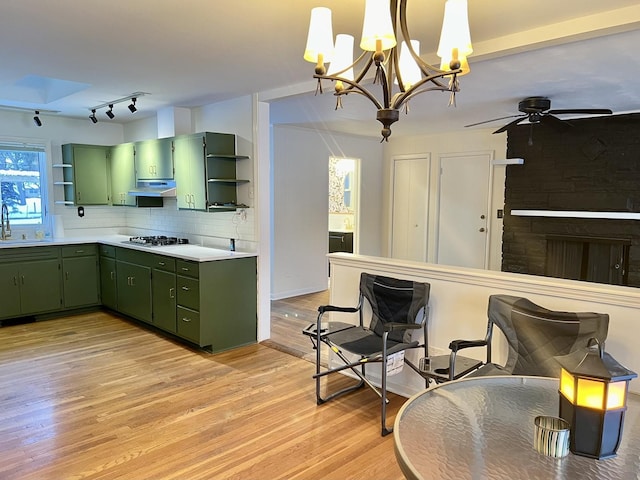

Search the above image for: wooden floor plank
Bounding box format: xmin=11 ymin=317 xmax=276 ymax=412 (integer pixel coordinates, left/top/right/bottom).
xmin=0 ymin=311 xmax=405 ymax=480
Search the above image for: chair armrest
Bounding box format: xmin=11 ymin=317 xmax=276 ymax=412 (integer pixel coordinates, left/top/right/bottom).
xmin=384 ymin=322 xmax=422 ymax=332
xmin=317 ymin=305 xmax=359 ymax=314
xmin=448 ymin=339 xmax=488 ymax=352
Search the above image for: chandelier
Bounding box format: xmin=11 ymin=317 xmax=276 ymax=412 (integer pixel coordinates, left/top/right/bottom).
xmin=304 ymin=0 xmax=472 ymax=141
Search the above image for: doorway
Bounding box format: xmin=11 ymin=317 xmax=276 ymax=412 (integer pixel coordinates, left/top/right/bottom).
xmin=328 ymin=157 xmax=359 ymax=257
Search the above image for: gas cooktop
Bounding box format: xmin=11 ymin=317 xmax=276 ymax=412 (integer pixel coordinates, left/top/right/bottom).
xmin=126 ymin=236 xmax=189 ymax=247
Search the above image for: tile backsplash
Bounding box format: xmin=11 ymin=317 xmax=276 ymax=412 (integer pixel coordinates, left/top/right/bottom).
xmin=54 ymin=198 xmax=257 ymax=252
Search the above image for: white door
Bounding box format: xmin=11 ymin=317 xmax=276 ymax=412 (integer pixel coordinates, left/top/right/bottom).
xmin=437 ymin=152 xmax=491 ymax=269
xmin=391 ymin=155 xmax=430 ymax=261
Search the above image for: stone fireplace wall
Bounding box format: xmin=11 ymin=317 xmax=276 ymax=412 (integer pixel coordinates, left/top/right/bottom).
xmin=503 ymin=113 xmax=640 ymax=287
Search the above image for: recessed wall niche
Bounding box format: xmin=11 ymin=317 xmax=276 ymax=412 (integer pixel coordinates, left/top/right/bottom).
xmin=502 ymin=113 xmax=640 ymax=287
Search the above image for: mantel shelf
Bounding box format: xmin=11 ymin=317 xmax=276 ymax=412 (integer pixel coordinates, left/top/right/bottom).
xmin=511 ymin=210 xmax=640 ymax=220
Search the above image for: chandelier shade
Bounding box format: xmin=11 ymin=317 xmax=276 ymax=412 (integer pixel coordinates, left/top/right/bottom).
xmin=303 ymin=7 xmax=334 ymax=68
xmin=304 ymin=0 xmax=473 ymax=141
xmin=360 ymin=0 xmax=397 ymax=52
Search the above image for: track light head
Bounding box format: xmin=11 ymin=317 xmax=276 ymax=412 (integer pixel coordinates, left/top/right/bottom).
xmin=89 ymin=109 xmax=98 ymax=124
xmin=33 ymin=111 xmax=42 ymax=127
xmin=128 ymin=98 xmax=137 ymax=113
xmin=105 ymin=105 xmax=115 ymax=119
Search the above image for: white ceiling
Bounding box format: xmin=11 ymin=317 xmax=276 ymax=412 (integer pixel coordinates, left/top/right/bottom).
xmin=1 ymin=1 xmax=639 ymax=138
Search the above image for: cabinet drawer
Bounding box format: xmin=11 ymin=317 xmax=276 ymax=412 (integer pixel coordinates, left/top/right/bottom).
xmin=177 ymin=306 xmax=200 ymax=343
xmin=176 ymin=260 xmax=199 ymax=278
xmin=61 ymin=244 xmax=97 ymax=258
xmin=116 ymin=247 xmax=153 ymax=267
xmin=151 ymin=254 xmax=175 ymax=272
xmin=99 ymin=244 xmax=116 ymax=257
xmin=177 ymin=276 xmax=199 ymax=310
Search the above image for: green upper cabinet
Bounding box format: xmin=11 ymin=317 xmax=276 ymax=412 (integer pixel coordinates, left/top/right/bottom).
xmin=174 ymin=133 xmax=206 ymax=210
xmin=173 ymin=132 xmax=237 ymax=211
xmin=135 ymin=137 xmax=173 ymax=180
xmin=61 ymin=144 xmax=111 ymax=205
xmin=110 ymin=143 xmax=136 ymax=206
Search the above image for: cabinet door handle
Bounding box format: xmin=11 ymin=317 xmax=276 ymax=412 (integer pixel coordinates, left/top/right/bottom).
xmin=169 ymin=287 xmax=175 ymax=299
xmin=181 ymin=317 xmax=192 ymax=323
xmin=181 ymin=267 xmax=189 ymax=272
xmin=158 ymin=261 xmax=165 ymax=266
xmin=75 ymin=250 xmax=84 ymax=254
xmin=181 ymin=286 xmax=190 ymax=291
xmin=65 ymin=272 xmax=69 ymax=280
xmin=110 ymin=271 xmax=115 ymax=280
xmin=21 ymin=275 xmax=25 ymax=285
xmin=13 ymin=276 xmax=17 ymax=286
xmin=130 ymin=276 xmax=135 ymax=286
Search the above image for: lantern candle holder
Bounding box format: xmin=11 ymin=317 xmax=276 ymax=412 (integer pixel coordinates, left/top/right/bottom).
xmin=557 ymin=339 xmax=637 ymax=459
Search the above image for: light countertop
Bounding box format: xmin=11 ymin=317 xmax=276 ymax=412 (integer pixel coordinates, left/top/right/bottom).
xmin=0 ymin=234 xmax=257 ymax=263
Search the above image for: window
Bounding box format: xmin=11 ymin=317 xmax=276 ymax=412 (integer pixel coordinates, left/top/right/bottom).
xmin=0 ymin=142 xmax=47 ymax=228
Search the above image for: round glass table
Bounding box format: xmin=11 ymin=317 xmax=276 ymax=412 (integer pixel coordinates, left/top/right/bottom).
xmin=394 ymin=376 xmax=640 ymax=479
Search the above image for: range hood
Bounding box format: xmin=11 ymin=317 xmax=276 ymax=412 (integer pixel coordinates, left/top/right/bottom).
xmin=128 ymin=180 xmax=176 ymax=197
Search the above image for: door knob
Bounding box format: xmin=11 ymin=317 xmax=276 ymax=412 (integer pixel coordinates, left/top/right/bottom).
xmin=479 ymin=228 xmax=486 ymax=232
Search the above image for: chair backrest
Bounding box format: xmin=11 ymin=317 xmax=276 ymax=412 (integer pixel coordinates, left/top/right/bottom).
xmin=487 ymin=294 xmax=609 ymax=377
xmin=359 ymin=273 xmax=430 ymax=343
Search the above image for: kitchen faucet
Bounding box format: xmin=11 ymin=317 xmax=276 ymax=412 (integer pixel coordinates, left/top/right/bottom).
xmin=1 ymin=203 xmax=10 ymax=240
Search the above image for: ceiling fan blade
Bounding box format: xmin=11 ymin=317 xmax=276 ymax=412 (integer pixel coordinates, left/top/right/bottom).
xmin=464 ymin=114 xmax=525 ymax=128
xmin=547 ymin=108 xmax=613 ymax=115
xmin=493 ymin=116 xmax=527 ymax=134
xmin=540 ymin=114 xmax=572 ymax=130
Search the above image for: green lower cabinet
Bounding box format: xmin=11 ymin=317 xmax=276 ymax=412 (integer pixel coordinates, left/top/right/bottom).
xmin=152 ymin=269 xmax=176 ymax=333
xmin=176 ymin=306 xmax=200 ymax=343
xmin=20 ymin=259 xmax=62 ymax=314
xmin=174 ymin=256 xmax=257 ymax=352
xmin=100 ymin=256 xmax=118 ymax=310
xmin=0 ymin=263 xmax=23 ymax=318
xmin=116 ymin=261 xmax=152 ymax=323
xmin=62 ymin=245 xmax=100 ymax=308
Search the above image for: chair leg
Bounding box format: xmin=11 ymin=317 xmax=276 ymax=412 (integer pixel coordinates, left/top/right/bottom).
xmin=381 ymin=354 xmax=392 ymax=436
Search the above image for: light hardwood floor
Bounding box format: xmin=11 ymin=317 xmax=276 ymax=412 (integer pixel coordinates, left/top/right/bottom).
xmin=0 ymin=310 xmax=405 ymax=480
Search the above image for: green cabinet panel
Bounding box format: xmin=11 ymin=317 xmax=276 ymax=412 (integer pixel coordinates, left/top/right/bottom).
xmin=62 ymin=255 xmax=100 ymax=308
xmin=152 ymin=269 xmax=176 ymax=333
xmin=110 ymin=143 xmax=136 ymax=206
xmin=0 ymin=263 xmax=22 ymax=318
xmin=19 ymin=259 xmax=62 ymax=314
xmin=135 ymin=138 xmax=174 ymax=180
xmin=100 ymin=256 xmax=117 ymax=310
xmin=61 ymin=144 xmax=111 ymax=205
xmin=174 ymin=134 xmax=207 ymax=210
xmin=0 ymin=247 xmax=62 ymax=319
xmin=176 ymin=275 xmax=199 ymax=310
xmin=116 ymin=261 xmax=152 ymax=323
xmin=174 ymin=132 xmax=237 ymax=211
xmin=176 ymin=306 xmax=200 ymax=343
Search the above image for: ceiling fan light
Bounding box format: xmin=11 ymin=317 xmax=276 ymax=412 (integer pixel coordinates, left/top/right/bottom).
xmin=304 ymin=7 xmax=334 ymax=65
xmin=437 ymin=0 xmax=473 ymax=74
xmin=397 ymin=40 xmax=421 ymax=89
xmin=360 ymin=0 xmax=396 ymax=52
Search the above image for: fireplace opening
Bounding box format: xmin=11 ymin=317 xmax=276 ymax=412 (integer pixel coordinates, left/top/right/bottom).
xmin=545 ymin=235 xmax=630 ymax=286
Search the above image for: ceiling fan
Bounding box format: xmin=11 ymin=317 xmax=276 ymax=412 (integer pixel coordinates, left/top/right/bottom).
xmin=465 ymin=96 xmax=613 ymax=135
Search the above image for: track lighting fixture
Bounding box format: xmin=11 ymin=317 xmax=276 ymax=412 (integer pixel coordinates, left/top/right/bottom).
xmin=88 ymin=92 xmax=147 ymax=121
xmin=33 ymin=111 xmax=42 ymax=127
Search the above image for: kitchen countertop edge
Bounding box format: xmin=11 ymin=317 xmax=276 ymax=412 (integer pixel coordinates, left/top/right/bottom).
xmin=0 ymin=235 xmax=257 ymax=263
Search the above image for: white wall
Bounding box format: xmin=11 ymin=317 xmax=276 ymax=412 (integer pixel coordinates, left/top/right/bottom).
xmin=271 ymin=125 xmax=383 ymax=299
xmin=383 ymin=128 xmax=508 ymax=270
xmin=329 ymin=254 xmax=640 ymax=397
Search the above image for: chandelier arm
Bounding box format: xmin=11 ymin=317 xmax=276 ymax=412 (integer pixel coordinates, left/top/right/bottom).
xmin=391 ymin=70 xmax=461 ymax=110
xmin=314 ymin=74 xmax=384 ymax=110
